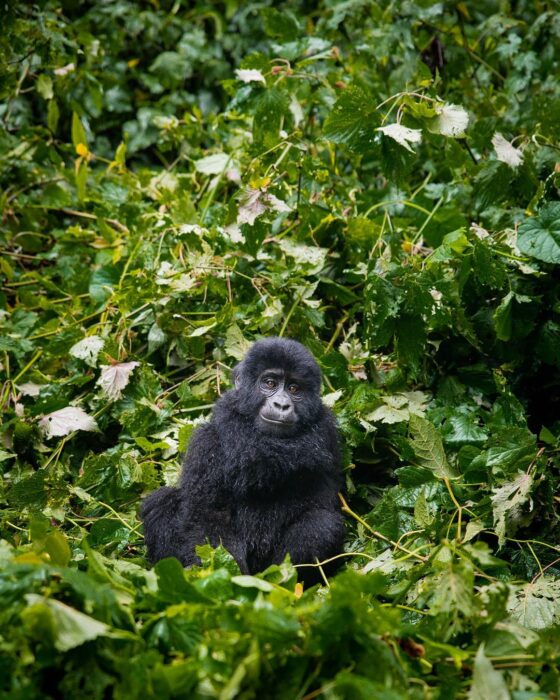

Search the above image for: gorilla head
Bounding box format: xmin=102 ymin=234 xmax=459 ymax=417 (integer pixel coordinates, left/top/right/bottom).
xmin=231 ymin=338 xmax=323 ymax=437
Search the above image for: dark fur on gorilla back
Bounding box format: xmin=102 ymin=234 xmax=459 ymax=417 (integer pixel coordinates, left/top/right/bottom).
xmin=141 ymin=338 xmax=345 ymax=585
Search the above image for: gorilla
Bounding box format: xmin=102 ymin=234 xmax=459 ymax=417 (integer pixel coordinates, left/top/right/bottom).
xmin=141 ymin=337 xmax=345 ymax=586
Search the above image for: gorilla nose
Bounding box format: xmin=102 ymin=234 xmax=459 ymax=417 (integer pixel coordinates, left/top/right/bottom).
xmin=273 ymin=399 xmax=291 ymax=412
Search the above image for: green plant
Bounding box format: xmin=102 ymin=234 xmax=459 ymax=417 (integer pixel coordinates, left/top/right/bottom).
xmin=1 ymin=1 xmax=560 ymax=697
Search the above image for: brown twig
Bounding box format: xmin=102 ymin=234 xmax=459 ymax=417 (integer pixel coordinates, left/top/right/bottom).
xmin=57 ymin=208 xmax=129 ymax=234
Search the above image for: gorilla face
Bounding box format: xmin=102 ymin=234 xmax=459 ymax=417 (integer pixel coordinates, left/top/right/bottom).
xmin=257 ymin=368 xmax=302 ymax=436
xmin=232 ymin=338 xmax=324 ymax=438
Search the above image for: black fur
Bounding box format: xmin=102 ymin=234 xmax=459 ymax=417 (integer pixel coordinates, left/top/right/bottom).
xmin=141 ymin=338 xmax=345 ymax=585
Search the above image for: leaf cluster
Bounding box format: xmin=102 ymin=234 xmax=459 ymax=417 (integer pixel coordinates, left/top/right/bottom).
xmin=2 ymin=1 xmax=560 ymax=697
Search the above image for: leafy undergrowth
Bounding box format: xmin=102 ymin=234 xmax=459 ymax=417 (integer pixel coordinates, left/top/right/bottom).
xmin=1 ymin=1 xmax=560 ymax=698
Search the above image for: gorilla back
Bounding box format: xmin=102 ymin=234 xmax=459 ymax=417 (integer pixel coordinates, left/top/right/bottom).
xmin=141 ymin=337 xmax=345 ymax=585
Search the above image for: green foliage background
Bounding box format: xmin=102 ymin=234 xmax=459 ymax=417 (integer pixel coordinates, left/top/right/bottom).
xmin=1 ymin=1 xmax=560 ymax=697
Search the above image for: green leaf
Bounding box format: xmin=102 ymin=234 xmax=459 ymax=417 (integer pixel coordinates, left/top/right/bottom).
xmin=517 ymin=202 xmax=560 ymax=263
xmin=189 ymin=321 xmax=217 ymax=337
xmin=493 ymin=292 xmax=514 ymax=341
xmin=409 ymin=415 xmax=459 ymax=479
xmin=149 ymin=51 xmax=190 ymax=87
xmin=194 ymin=153 xmax=232 ymax=175
xmin=37 ymin=75 xmax=53 ymax=100
xmin=428 ymin=563 xmax=474 ymax=620
xmin=155 ymin=558 xmax=211 ymax=604
xmin=491 ymin=471 xmax=534 ymax=546
xmin=89 ymin=264 xmax=120 ymax=305
xmin=224 ymin=323 xmax=251 ymax=361
xmin=365 ymin=274 xmax=402 ymax=346
xmin=507 ymin=577 xmax=560 ymax=630
xmin=47 ymin=99 xmax=60 ymax=132
xmin=493 ymin=292 xmax=533 ymax=341
xmin=23 ymin=595 xmax=110 ymax=651
xmin=444 ymin=414 xmax=488 ymax=446
xmin=88 ymin=519 xmax=130 ymax=548
xmin=471 ymin=428 xmax=536 ymax=477
xmin=414 ymin=489 xmax=433 ymax=527
xmin=253 ymin=87 xmax=290 ymax=148
xmin=45 ymin=530 xmax=71 ymax=566
xmin=8 ymin=471 xmax=47 ymax=509
xmin=492 ymin=472 xmax=533 ymax=546
xmin=467 ymin=645 xmax=510 ymax=700
xmin=395 ymin=314 xmax=426 ymax=373
xmin=261 ymin=8 xmax=301 ymax=39
xmin=278 ymin=239 xmax=327 ymax=274
xmin=323 ymin=87 xmax=378 ymax=151
xmin=232 ymin=575 xmax=274 ymax=592
xmin=71 ymin=112 xmax=88 ymax=149
xmin=113 ymin=141 xmax=127 ymax=167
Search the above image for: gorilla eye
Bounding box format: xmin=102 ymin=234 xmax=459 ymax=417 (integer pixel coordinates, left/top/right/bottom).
xmin=288 ymin=384 xmax=299 ymax=394
xmin=265 ymin=378 xmax=277 ymax=389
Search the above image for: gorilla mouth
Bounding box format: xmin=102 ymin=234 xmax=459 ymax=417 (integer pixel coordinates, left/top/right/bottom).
xmin=260 ymin=415 xmax=296 ymax=426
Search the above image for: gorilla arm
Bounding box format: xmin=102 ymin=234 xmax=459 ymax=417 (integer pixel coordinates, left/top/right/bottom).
xmin=180 ymin=424 xmax=252 ymax=570
xmin=142 ymin=423 xmax=251 ymax=570
xmin=141 ymin=486 xmax=191 ymax=564
xmin=272 ymin=478 xmax=345 ymax=585
xmin=268 ymin=410 xmax=345 ymax=583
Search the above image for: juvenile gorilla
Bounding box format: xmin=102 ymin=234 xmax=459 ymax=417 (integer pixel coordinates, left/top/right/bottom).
xmin=141 ymin=337 xmax=344 ymax=585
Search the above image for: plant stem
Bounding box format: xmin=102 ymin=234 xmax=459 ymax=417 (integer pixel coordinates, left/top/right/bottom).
xmin=338 ymin=493 xmax=428 ymax=563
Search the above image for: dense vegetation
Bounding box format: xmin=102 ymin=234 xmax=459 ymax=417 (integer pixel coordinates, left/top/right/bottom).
xmin=1 ymin=1 xmax=560 ymax=697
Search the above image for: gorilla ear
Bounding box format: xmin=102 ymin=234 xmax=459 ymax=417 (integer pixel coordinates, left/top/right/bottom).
xmin=232 ymin=364 xmax=242 ymax=390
